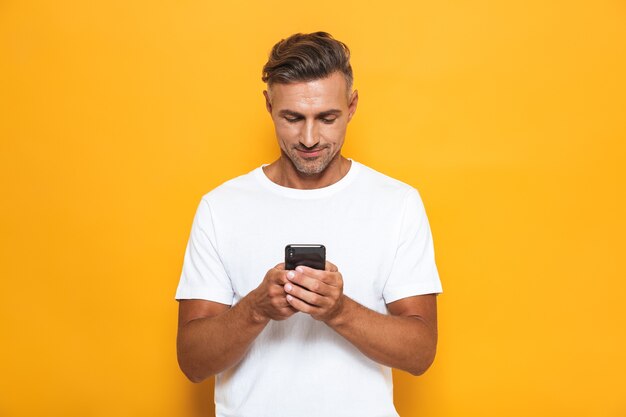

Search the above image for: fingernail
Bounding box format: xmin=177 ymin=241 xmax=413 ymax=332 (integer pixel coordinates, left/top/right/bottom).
xmin=295 ymin=266 xmax=304 ymax=272
xmin=286 ymin=295 xmax=293 ymax=302
xmin=285 ymin=283 xmax=292 ymax=292
xmin=287 ymin=271 xmax=295 ymax=279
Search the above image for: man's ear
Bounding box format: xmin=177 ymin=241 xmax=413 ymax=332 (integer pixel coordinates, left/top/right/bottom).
xmin=263 ymin=90 xmax=272 ymax=114
xmin=347 ymin=89 xmax=359 ymax=122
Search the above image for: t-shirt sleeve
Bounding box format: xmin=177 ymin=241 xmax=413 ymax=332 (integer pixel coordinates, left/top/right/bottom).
xmin=175 ymin=198 xmax=234 ymax=305
xmin=382 ymin=188 xmax=442 ymax=304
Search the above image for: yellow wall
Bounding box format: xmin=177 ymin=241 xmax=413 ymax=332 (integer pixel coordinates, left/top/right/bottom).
xmin=1 ymin=1 xmax=624 ymax=416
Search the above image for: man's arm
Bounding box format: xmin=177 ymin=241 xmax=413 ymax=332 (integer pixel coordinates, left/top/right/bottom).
xmin=284 ymin=264 xmax=438 ymax=376
xmin=177 ymin=264 xmax=296 ymax=382
xmin=327 ymin=294 xmax=437 ymax=376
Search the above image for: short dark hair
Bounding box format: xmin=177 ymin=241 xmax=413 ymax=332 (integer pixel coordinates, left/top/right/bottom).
xmin=262 ymin=32 xmax=353 ymax=90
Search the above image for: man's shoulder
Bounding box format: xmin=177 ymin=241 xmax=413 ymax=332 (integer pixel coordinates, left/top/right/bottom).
xmin=353 ymin=161 xmax=416 ymax=195
xmin=200 ymin=166 xmax=262 ymax=204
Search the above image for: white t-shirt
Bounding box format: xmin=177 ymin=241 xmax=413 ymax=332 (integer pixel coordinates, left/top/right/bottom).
xmin=176 ymin=160 xmax=442 ymax=417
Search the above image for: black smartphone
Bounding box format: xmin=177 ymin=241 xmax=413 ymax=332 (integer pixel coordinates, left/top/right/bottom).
xmin=285 ymin=244 xmax=326 ymax=270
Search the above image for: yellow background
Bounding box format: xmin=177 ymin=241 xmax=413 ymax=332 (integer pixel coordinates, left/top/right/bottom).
xmin=1 ymin=0 xmax=624 ymax=416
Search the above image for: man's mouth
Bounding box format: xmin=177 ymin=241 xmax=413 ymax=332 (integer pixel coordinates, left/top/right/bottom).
xmin=296 ymin=147 xmax=326 ymax=158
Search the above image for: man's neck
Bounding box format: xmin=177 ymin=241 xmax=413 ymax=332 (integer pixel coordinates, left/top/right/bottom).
xmin=263 ymin=155 xmax=352 ymax=190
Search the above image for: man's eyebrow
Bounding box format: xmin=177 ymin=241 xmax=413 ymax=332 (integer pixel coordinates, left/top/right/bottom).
xmin=277 ymin=109 xmax=343 ymax=118
xmin=317 ymin=109 xmax=342 ymax=118
xmin=277 ymin=110 xmax=304 ymax=117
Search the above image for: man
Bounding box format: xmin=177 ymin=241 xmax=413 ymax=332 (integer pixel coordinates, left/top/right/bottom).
xmin=176 ymin=32 xmax=442 ymax=417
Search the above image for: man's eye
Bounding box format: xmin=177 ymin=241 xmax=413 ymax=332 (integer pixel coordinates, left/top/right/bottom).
xmin=321 ymin=118 xmax=336 ymax=124
xmin=285 ymin=117 xmax=300 ymax=123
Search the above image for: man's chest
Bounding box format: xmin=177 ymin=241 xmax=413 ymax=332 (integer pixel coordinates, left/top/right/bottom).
xmin=210 ymin=196 xmax=404 ymax=311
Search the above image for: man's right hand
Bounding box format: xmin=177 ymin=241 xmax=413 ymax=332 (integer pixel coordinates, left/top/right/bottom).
xmin=248 ymin=263 xmax=298 ymax=322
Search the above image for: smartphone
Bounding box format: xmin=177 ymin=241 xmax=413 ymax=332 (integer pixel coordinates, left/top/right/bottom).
xmin=285 ymin=244 xmax=326 ymax=270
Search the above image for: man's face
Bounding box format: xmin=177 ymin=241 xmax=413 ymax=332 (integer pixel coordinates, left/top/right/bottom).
xmin=264 ymin=72 xmax=358 ymax=176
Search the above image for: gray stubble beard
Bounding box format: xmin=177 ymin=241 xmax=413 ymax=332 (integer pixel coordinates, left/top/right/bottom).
xmin=284 ymin=147 xmax=336 ymax=176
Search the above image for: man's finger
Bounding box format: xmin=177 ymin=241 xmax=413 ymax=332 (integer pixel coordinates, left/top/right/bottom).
xmin=284 ymin=282 xmax=326 ymax=307
xmin=325 ymin=261 xmax=338 ymax=272
xmin=294 ymin=266 xmax=341 ymax=286
xmin=286 ymin=294 xmax=319 ymax=314
xmin=269 ymin=268 xmax=290 ymax=285
xmin=287 ymin=270 xmax=334 ymax=294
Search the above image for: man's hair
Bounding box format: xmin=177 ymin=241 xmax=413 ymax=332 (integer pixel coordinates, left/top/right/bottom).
xmin=262 ymin=32 xmax=353 ymax=90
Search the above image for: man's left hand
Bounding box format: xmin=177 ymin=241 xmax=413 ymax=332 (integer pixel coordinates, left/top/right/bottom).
xmin=284 ymin=261 xmax=344 ymax=322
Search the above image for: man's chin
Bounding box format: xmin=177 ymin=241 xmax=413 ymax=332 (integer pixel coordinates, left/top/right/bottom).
xmin=285 ymin=154 xmax=323 ymax=175
xmin=295 ymin=165 xmax=324 ymax=176
xmin=293 ymin=160 xmax=327 ymax=175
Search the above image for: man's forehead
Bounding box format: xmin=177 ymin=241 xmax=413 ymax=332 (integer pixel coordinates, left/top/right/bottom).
xmin=267 ymin=73 xmax=349 ymax=108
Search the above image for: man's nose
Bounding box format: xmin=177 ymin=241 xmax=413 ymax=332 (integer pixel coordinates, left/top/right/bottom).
xmin=300 ymin=120 xmax=319 ymax=148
